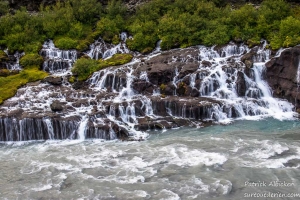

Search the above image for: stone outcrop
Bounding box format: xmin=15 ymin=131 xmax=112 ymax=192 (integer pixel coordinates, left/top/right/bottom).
xmin=43 ymin=76 xmax=63 ymax=85
xmin=265 ymin=46 xmax=300 ymax=109
xmin=50 ymin=100 xmax=64 ymax=112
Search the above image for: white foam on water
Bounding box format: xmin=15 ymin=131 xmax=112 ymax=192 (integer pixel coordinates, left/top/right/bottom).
xmin=155 ymin=189 xmax=180 ymax=200
xmin=210 ymin=179 xmax=232 ymax=195
xmin=31 ymin=184 xmax=53 ymax=192
xmin=249 ymin=140 xmax=289 ymax=159
xmin=164 ymin=146 xmax=227 ymax=167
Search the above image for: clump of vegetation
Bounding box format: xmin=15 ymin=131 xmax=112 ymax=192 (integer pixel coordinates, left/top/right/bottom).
xmin=72 ymin=53 xmax=133 ymax=81
xmin=0 ymin=50 xmax=8 ymax=62
xmin=160 ymin=83 xmax=166 ymax=93
xmin=0 ymin=66 xmax=47 ymax=104
xmin=0 ymin=69 xmax=10 ymax=77
xmin=0 ymin=0 xmax=300 ymax=55
xmin=54 ymin=37 xmax=78 ymax=50
xmin=19 ymin=54 xmax=43 ymax=68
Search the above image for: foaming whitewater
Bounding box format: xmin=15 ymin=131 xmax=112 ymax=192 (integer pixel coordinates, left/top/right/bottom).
xmin=87 ymin=32 xmax=130 ymax=60
xmin=3 ymin=50 xmax=24 ymax=70
xmin=40 ymin=40 xmax=77 ymax=73
xmin=0 ymin=120 xmax=300 ymax=199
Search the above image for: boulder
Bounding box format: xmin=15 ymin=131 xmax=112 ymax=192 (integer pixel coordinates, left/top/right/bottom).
xmin=43 ymin=76 xmax=63 ymax=85
xmin=50 ymin=100 xmax=64 ymax=112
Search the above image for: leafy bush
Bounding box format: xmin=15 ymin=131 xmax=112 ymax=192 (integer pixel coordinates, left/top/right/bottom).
xmin=72 ymin=54 xmax=133 ymax=81
xmin=71 ymin=58 xmax=99 ymax=81
xmin=19 ymin=53 xmax=44 ymax=68
xmin=54 ymin=37 xmax=78 ymax=50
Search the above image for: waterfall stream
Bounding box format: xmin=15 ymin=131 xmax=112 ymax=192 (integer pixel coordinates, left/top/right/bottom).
xmin=0 ymin=39 xmax=297 ymax=141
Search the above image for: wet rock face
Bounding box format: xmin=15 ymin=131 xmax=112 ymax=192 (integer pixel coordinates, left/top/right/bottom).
xmin=265 ymin=46 xmax=300 ymax=108
xmin=43 ymin=76 xmax=63 ymax=85
xmin=236 ymin=71 xmax=246 ymax=97
xmin=50 ymin=100 xmax=64 ymax=112
xmin=0 ymin=40 xmax=296 ymax=141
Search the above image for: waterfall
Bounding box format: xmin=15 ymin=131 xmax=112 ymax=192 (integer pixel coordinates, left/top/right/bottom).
xmin=40 ymin=40 xmax=77 ymax=73
xmin=0 ymin=39 xmax=296 ymax=142
xmin=87 ymin=32 xmax=130 ymax=60
xmin=77 ymin=116 xmax=88 ymax=140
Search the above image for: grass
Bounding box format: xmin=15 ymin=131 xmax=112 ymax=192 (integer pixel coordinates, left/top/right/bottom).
xmin=0 ymin=66 xmax=48 ymax=104
xmin=72 ymin=53 xmax=133 ymax=81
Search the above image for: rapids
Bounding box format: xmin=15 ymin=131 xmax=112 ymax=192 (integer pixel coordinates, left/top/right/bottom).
xmin=0 ymin=119 xmax=299 ymax=199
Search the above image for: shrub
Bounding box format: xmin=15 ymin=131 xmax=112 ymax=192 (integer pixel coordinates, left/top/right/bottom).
xmin=72 ymin=57 xmax=99 ymax=81
xmin=19 ymin=53 xmax=43 ymax=68
xmin=72 ymin=53 xmax=133 ymax=81
xmin=54 ymin=37 xmax=78 ymax=50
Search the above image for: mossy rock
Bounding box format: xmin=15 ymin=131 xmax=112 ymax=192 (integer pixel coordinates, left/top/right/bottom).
xmin=141 ymin=47 xmax=153 ymax=55
xmin=20 ymin=54 xmax=43 ymax=68
xmin=0 ymin=69 xmax=10 ymax=77
xmin=68 ymin=75 xmax=76 ymax=83
xmin=0 ymin=50 xmax=8 ymax=62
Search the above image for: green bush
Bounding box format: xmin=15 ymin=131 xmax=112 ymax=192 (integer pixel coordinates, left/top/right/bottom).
xmin=72 ymin=58 xmax=99 ymax=81
xmin=72 ymin=54 xmax=133 ymax=81
xmin=54 ymin=37 xmax=78 ymax=50
xmin=19 ymin=53 xmax=44 ymax=68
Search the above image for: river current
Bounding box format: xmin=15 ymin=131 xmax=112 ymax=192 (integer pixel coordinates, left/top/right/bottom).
xmin=0 ymin=119 xmax=299 ymax=200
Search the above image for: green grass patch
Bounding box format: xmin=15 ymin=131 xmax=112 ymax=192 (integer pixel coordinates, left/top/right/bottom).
xmin=0 ymin=67 xmax=48 ymax=104
xmin=72 ymin=53 xmax=133 ymax=81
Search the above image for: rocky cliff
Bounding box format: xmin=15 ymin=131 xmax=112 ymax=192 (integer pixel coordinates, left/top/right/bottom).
xmin=266 ymin=46 xmax=300 ymax=111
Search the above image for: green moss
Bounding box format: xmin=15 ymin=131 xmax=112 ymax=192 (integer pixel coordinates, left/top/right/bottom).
xmin=141 ymin=47 xmax=153 ymax=55
xmin=72 ymin=53 xmax=133 ymax=81
xmin=54 ymin=37 xmax=78 ymax=50
xmin=0 ymin=69 xmax=10 ymax=77
xmin=0 ymin=67 xmax=48 ymax=104
xmin=19 ymin=53 xmax=43 ymax=68
xmin=68 ymin=75 xmax=76 ymax=83
xmin=160 ymin=83 xmax=166 ymax=94
xmin=0 ymin=50 xmax=8 ymax=62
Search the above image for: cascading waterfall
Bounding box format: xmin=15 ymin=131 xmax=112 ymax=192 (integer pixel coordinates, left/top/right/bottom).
xmin=6 ymin=51 xmax=24 ymax=70
xmin=87 ymin=32 xmax=130 ymax=60
xmin=0 ymin=39 xmax=296 ymax=141
xmin=40 ymin=40 xmax=77 ymax=73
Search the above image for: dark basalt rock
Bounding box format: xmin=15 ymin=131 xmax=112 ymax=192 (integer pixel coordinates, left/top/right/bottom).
xmin=43 ymin=76 xmax=63 ymax=85
xmin=265 ymin=46 xmax=300 ymax=109
xmin=50 ymin=100 xmax=64 ymax=112
xmin=236 ymin=71 xmax=247 ymax=97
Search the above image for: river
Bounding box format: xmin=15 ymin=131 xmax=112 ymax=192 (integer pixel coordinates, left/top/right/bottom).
xmin=0 ymin=118 xmax=299 ymax=199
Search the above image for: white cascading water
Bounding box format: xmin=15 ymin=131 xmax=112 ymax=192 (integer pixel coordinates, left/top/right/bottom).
xmin=87 ymin=32 xmax=130 ymax=60
xmin=0 ymin=38 xmax=296 ymax=141
xmin=4 ymin=51 xmax=24 ymax=70
xmin=40 ymin=40 xmax=77 ymax=73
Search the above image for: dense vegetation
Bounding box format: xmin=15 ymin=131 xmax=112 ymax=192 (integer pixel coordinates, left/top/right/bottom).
xmin=0 ymin=0 xmax=300 ymax=55
xmin=0 ymin=0 xmax=300 ymax=103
